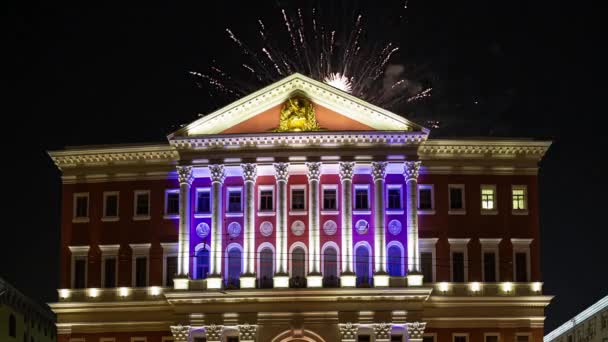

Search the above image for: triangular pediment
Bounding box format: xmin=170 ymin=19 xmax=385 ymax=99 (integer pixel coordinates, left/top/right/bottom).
xmin=169 ymin=73 xmax=428 ymax=138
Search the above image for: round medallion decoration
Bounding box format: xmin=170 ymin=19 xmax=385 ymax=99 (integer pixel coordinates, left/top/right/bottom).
xmin=196 ymin=222 xmax=210 ymax=238
xmin=291 ymin=220 xmax=305 ymax=236
xmin=388 ymin=219 xmax=402 ymax=236
xmin=227 ymin=222 xmax=241 ymax=237
xmin=260 ymin=221 xmax=273 ymax=237
xmin=323 ymin=220 xmax=337 ymax=236
xmin=355 ymin=219 xmax=369 ymax=235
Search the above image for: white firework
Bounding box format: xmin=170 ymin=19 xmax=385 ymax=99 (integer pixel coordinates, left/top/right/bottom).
xmin=324 ymin=73 xmax=353 ymax=93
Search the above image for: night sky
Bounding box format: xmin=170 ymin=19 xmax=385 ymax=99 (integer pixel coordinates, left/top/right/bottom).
xmin=4 ymin=1 xmax=606 ymax=333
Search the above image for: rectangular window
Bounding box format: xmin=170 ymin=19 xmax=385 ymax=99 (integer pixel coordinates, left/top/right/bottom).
xmin=449 ymin=185 xmax=465 ymax=210
xmin=166 ymin=256 xmax=178 ymax=287
xmin=165 ymin=190 xmax=180 ymax=216
xmin=135 ymin=257 xmax=147 ymax=287
xmin=354 ymin=187 xmax=369 ymax=210
xmin=291 ymin=188 xmax=305 ymax=210
xmin=516 ymin=336 xmax=529 ymax=342
xmin=387 ymin=187 xmax=402 ymax=210
xmin=481 ymin=185 xmax=496 ymax=210
xmin=485 ymin=335 xmax=499 ymax=342
xmin=483 ymin=252 xmax=497 ymax=282
xmin=74 ymin=193 xmax=89 ymax=219
xmin=452 ymin=252 xmax=465 ymax=282
xmin=515 ymin=252 xmax=528 ymax=282
xmin=103 ymin=192 xmax=119 ymax=218
xmin=103 ymin=257 xmax=117 ymax=288
xmin=512 ymin=185 xmax=528 ymax=212
xmin=228 ymin=189 xmax=242 ymax=213
xmin=454 ymin=336 xmax=468 ymax=342
xmin=418 ymin=185 xmax=434 ymax=210
xmin=135 ymin=191 xmax=150 ymax=217
xmin=196 ymin=189 xmax=211 ymax=213
xmin=323 ymin=188 xmax=337 ymax=210
xmin=260 ymin=189 xmax=274 ymax=211
xmin=74 ymin=258 xmax=86 ymax=289
xmin=421 ymin=252 xmax=433 ymax=282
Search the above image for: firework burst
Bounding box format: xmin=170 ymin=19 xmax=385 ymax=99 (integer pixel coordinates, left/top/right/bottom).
xmin=191 ymin=3 xmax=431 ymax=110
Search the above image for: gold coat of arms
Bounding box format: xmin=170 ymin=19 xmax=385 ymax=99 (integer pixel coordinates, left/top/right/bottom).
xmin=275 ymin=96 xmax=320 ymax=132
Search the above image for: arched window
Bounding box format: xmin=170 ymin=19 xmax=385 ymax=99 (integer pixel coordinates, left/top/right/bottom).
xmin=322 ymin=246 xmax=339 ymax=287
xmin=259 ymin=247 xmax=274 ymax=288
xmin=9 ymin=314 xmax=16 ymax=337
xmin=290 ymin=247 xmax=306 ymax=288
xmin=387 ymin=245 xmax=403 ymax=276
xmin=226 ymin=247 xmax=242 ymax=288
xmin=355 ymin=244 xmax=371 ymax=286
xmin=195 ymin=248 xmax=210 ymax=280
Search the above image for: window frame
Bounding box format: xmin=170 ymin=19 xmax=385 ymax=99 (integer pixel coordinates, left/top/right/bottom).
xmin=99 ymin=244 xmax=120 ymax=288
xmin=130 ymin=243 xmax=151 ymax=287
xmin=194 ymin=187 xmax=212 ymax=217
xmin=226 ymin=186 xmax=244 ymax=216
xmin=161 ymin=242 xmax=179 ymax=287
xmin=102 ymin=191 xmax=120 ymax=222
xmin=289 ymin=184 xmax=307 ymax=214
xmin=511 ymin=185 xmax=529 ymax=215
xmin=448 ymin=238 xmax=470 ymax=282
xmin=480 ymin=239 xmax=501 ymax=282
xmin=386 ymin=184 xmax=404 ymax=213
xmin=452 ymin=333 xmax=470 ymax=342
xmin=72 ymin=192 xmax=90 ymax=223
xmin=164 ymin=189 xmax=180 ymax=219
xmin=515 ymin=333 xmax=531 ymax=342
xmin=420 ymin=238 xmax=439 ymax=283
xmin=133 ymin=190 xmax=151 ymax=220
xmin=257 ymin=184 xmax=275 ymax=214
xmin=484 ymin=333 xmax=501 ymax=342
xmin=512 ymin=238 xmax=532 ymax=282
xmin=448 ymin=184 xmax=466 ymax=215
xmin=353 ymin=184 xmax=371 ymax=213
xmin=480 ymin=184 xmax=498 ymax=214
xmin=417 ymin=184 xmax=435 ymax=215
xmin=321 ymin=184 xmax=339 ymax=214
xmin=69 ymin=245 xmax=90 ymax=289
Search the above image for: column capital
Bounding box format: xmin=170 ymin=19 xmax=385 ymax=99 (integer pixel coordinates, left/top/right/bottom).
xmin=177 ymin=165 xmax=194 ymax=185
xmin=274 ymin=162 xmax=290 ymax=182
xmin=205 ymin=324 xmax=224 ymax=342
xmin=209 ymin=164 xmax=226 ymax=184
xmin=170 ymin=324 xmax=191 ymax=342
xmin=241 ymin=163 xmax=257 ymax=183
xmin=406 ymin=321 xmax=427 ymax=341
xmin=339 ymin=322 xmax=359 ymax=342
xmin=404 ymin=161 xmax=421 ymax=182
xmin=373 ymin=322 xmax=392 ymax=341
xmin=371 ymin=161 xmax=388 ymax=181
xmin=306 ymin=162 xmax=322 ymax=181
xmin=238 ymin=323 xmax=258 ymax=342
xmin=339 ymin=161 xmax=355 ymax=182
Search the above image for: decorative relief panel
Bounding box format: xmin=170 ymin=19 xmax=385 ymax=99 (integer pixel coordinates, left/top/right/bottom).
xmin=291 ymin=220 xmax=305 ymax=236
xmin=260 ymin=221 xmax=273 ymax=237
xmin=355 ymin=219 xmax=369 ymax=235
xmin=388 ymin=220 xmax=402 ymax=236
xmin=323 ymin=220 xmax=337 ymax=236
xmin=196 ymin=222 xmax=210 ymax=238
xmin=227 ymin=222 xmax=242 ymax=237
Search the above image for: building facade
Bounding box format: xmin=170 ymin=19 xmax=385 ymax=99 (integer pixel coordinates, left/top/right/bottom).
xmin=544 ymin=296 xmax=608 ymax=342
xmin=1 ymin=277 xmax=57 ymax=342
xmin=49 ymin=74 xmax=552 ymax=342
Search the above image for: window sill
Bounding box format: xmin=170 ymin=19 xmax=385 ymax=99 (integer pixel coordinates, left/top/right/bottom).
xmin=194 ymin=213 xmax=212 ymax=218
xmin=163 ymin=214 xmax=179 ymax=220
xmin=289 ymin=210 xmax=307 ymax=216
xmin=133 ymin=215 xmax=151 ymax=221
xmin=512 ymin=210 xmax=529 ymax=216
xmin=386 ymin=210 xmax=404 ymax=215
xmin=101 ymin=217 xmax=119 ymax=222
xmin=72 ymin=217 xmax=90 ymax=223
xmin=321 ymin=210 xmax=339 ymax=216
xmin=258 ymin=211 xmax=276 ymax=217
xmin=481 ymin=210 xmax=498 ymax=215
xmin=448 ymin=210 xmax=466 ymax=215
xmin=353 ymin=210 xmax=371 ymax=215
xmin=418 ymin=210 xmax=436 ymax=215
xmin=226 ymin=212 xmax=243 ymax=217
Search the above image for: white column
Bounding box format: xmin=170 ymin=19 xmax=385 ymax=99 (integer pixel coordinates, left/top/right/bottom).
xmin=306 ymin=162 xmax=322 ymax=287
xmin=170 ymin=324 xmax=191 ymax=342
xmin=404 ymin=161 xmax=423 ymax=286
xmin=175 ymin=166 xmax=193 ymax=290
xmin=241 ymin=163 xmax=257 ymax=289
xmin=339 ymin=161 xmax=356 ymax=287
xmin=372 ymin=161 xmax=389 ymax=287
xmin=273 ymin=162 xmax=290 ymax=288
xmin=207 ymin=164 xmax=226 ymax=289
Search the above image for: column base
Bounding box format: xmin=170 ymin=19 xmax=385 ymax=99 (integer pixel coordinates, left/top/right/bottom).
xmin=306 ymin=273 xmax=323 ymax=288
xmin=240 ymin=274 xmax=257 ymax=289
xmin=373 ymin=272 xmax=390 ymax=287
xmin=273 ymin=273 xmax=289 ymax=288
xmin=173 ymin=275 xmax=190 ymax=290
xmin=206 ymin=275 xmax=223 ymax=289
xmin=407 ymin=273 xmax=424 ymax=287
xmin=340 ymin=272 xmax=357 ymax=288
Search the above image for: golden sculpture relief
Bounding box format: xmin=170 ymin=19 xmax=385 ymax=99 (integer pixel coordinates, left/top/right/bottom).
xmin=275 ymin=96 xmax=320 ymax=132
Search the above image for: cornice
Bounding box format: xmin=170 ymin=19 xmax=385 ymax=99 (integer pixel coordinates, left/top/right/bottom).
xmin=49 ymin=144 xmax=178 ymax=170
xmin=420 ymin=139 xmax=551 ymax=161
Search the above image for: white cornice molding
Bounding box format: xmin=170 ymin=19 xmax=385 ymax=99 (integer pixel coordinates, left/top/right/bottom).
xmin=420 ymin=139 xmax=551 ymax=161
xmin=99 ymin=244 xmax=120 ymax=255
xmin=68 ymin=246 xmax=90 ymax=255
xmin=169 ymin=73 xmax=428 ymax=137
xmin=479 ymin=239 xmax=502 ymax=246
xmin=511 ymin=238 xmax=534 ymax=246
xmin=49 ymin=145 xmax=178 ymax=170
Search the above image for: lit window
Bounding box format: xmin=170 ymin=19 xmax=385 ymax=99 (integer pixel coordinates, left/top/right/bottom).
xmin=73 ymin=193 xmax=89 ymax=219
xmin=387 ymin=186 xmax=402 ymax=210
xmin=228 ymin=189 xmax=242 ymax=213
xmin=165 ymin=190 xmax=180 ymax=216
xmin=418 ymin=185 xmax=434 ymax=211
xmin=448 ymin=185 xmax=465 ymax=211
xmin=512 ymin=185 xmax=527 ymax=211
xmin=103 ymin=192 xmax=119 ymax=218
xmin=322 ymin=187 xmax=337 ymax=210
xmin=134 ymin=191 xmax=150 ymax=217
xmin=196 ymin=189 xmax=211 ymax=213
xmin=259 ymin=189 xmax=274 ymax=211
xmin=481 ymin=185 xmax=496 ymax=210
xmin=354 ymin=187 xmax=369 ymax=210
